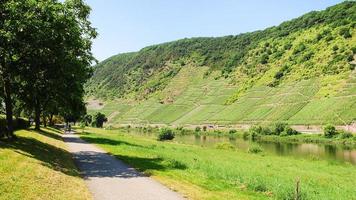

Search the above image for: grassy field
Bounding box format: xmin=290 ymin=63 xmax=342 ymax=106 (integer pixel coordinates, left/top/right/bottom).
xmin=79 ymin=127 xmax=356 ymax=200
xmin=0 ymin=128 xmax=91 ymax=200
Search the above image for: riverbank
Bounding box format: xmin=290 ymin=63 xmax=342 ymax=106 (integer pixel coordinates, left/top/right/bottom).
xmin=0 ymin=128 xmax=91 ymax=200
xmin=78 ymin=127 xmax=356 ymax=200
xmin=100 ymin=126 xmax=356 ymax=148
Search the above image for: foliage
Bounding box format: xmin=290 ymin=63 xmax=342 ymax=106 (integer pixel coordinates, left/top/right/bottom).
xmin=324 ymin=125 xmax=339 ymax=138
xmin=86 ymin=2 xmax=356 ymax=101
xmin=81 ymin=114 xmax=92 ymax=126
xmin=338 ymin=131 xmax=353 ymax=139
xmin=248 ymin=124 xmax=300 ymax=137
xmin=87 ymin=2 xmax=356 ymax=127
xmin=92 ymin=112 xmax=108 ymax=128
xmin=157 ymin=128 xmax=175 ymax=141
xmin=0 ymin=0 xmax=96 ymax=136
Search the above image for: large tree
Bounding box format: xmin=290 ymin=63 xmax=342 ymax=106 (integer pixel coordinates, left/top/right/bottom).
xmin=0 ymin=0 xmax=96 ymax=136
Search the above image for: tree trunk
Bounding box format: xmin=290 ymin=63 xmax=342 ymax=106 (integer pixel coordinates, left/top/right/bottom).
xmin=3 ymin=76 xmax=14 ymax=139
xmin=49 ymin=114 xmax=54 ymax=126
xmin=42 ymin=115 xmax=47 ymax=127
xmin=35 ymin=99 xmax=41 ymax=130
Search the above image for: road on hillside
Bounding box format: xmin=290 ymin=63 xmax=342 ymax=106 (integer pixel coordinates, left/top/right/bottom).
xmin=63 ymin=132 xmax=185 ymax=200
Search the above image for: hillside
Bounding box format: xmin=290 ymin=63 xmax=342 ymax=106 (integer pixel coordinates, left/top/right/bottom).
xmin=86 ymin=2 xmax=356 ymax=127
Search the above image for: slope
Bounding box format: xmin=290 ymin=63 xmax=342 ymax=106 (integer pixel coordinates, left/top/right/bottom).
xmin=86 ymin=2 xmax=356 ymax=126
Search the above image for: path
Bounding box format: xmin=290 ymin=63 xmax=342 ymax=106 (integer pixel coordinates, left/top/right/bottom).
xmin=62 ymin=132 xmax=185 ymax=200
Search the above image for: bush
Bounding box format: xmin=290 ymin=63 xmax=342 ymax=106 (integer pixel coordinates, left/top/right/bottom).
xmin=229 ymin=129 xmax=237 ymax=134
xmin=272 ymin=122 xmax=288 ymax=135
xmin=248 ymin=144 xmax=263 ymax=154
xmin=195 ymin=126 xmax=201 ymax=132
xmin=339 ymin=131 xmax=353 ymax=139
xmin=157 ymin=128 xmax=175 ymax=141
xmin=242 ymin=131 xmax=250 ymax=139
xmin=284 ymin=127 xmax=300 ymax=136
xmin=324 ymin=125 xmax=338 ymax=138
xmin=202 ymin=126 xmax=207 ymax=131
xmin=249 ymin=125 xmax=271 ymax=136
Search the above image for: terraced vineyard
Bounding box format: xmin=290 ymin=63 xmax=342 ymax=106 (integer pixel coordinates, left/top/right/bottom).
xmin=86 ymin=2 xmax=356 ymax=128
xmin=88 ymin=66 xmax=356 ymax=127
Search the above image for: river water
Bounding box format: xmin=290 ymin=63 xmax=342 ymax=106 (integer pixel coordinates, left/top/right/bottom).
xmin=172 ymin=134 xmax=356 ymax=165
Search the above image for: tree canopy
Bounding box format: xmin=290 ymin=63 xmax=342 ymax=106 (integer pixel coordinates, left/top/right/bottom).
xmin=0 ymin=0 xmax=96 ymax=138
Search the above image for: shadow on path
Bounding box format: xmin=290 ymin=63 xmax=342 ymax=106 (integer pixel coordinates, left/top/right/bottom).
xmin=64 ymin=135 xmax=187 ymax=179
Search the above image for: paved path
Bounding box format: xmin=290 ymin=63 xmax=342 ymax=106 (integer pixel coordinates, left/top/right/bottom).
xmin=63 ymin=133 xmax=185 ymax=200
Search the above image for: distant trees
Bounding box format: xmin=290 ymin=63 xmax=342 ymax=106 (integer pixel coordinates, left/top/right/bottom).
xmin=0 ymin=0 xmax=96 ymax=138
xmin=92 ymin=112 xmax=108 ymax=128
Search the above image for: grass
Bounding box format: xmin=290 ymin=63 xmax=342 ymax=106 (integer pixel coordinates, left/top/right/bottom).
xmin=79 ymin=127 xmax=356 ymax=200
xmin=0 ymin=128 xmax=91 ymax=200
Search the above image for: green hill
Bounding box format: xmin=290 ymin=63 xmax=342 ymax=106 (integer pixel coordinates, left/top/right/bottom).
xmin=86 ymin=2 xmax=356 ymax=127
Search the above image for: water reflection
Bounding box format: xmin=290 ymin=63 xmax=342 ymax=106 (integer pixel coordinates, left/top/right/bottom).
xmin=172 ymin=134 xmax=356 ymax=165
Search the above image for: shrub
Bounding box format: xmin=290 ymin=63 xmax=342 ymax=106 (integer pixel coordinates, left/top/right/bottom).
xmin=284 ymin=127 xmax=300 ymax=136
xmin=195 ymin=126 xmax=201 ymax=132
xmin=248 ymin=144 xmax=263 ymax=154
xmin=202 ymin=126 xmax=207 ymax=131
xmin=272 ymin=122 xmax=288 ymax=135
xmin=339 ymin=131 xmax=353 ymax=139
xmin=242 ymin=131 xmax=250 ymax=139
xmin=229 ymin=129 xmax=237 ymax=134
xmin=176 ymin=126 xmax=183 ymax=131
xmin=249 ymin=125 xmax=271 ymax=135
xmin=324 ymin=125 xmax=338 ymax=138
xmin=157 ymin=128 xmax=175 ymax=141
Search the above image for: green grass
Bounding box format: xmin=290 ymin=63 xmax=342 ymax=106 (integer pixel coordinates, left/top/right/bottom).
xmin=79 ymin=127 xmax=356 ymax=200
xmin=0 ymin=128 xmax=91 ymax=200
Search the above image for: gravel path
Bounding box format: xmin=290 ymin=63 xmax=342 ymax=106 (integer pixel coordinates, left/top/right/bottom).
xmin=63 ymin=133 xmax=185 ymax=200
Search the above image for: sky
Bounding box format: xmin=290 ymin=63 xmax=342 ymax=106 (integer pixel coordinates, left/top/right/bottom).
xmin=85 ymin=0 xmax=343 ymax=62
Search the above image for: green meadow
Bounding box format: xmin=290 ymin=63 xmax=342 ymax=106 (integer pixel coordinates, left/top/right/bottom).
xmin=78 ymin=127 xmax=356 ymax=200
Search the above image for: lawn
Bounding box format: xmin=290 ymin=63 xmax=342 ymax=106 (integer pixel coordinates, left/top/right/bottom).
xmin=0 ymin=128 xmax=91 ymax=200
xmin=79 ymin=127 xmax=356 ymax=200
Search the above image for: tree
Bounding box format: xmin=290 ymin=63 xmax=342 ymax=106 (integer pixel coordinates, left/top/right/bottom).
xmin=93 ymin=112 xmax=107 ymax=128
xmin=81 ymin=114 xmax=92 ymax=126
xmin=0 ymin=0 xmax=96 ymax=135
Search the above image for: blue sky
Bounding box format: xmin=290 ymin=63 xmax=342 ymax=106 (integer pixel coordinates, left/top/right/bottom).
xmin=86 ymin=0 xmax=342 ymax=61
